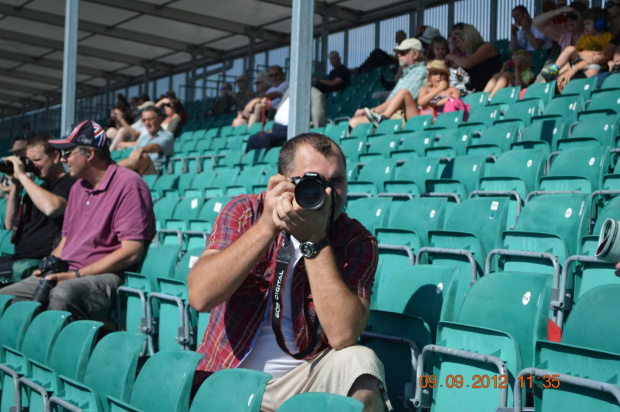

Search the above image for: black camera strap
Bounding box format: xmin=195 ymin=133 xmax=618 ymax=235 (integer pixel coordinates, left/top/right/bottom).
xmin=271 ymin=233 xmax=322 ymax=359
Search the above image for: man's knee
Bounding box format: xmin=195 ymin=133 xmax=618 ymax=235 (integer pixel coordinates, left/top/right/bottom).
xmin=349 ymin=374 xmax=386 ymax=412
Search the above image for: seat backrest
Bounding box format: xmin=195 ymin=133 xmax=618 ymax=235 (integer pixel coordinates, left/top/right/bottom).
xmin=540 ymin=94 xmax=583 ymax=124
xmin=440 ymin=154 xmax=486 ymax=194
xmin=190 ymin=170 xmax=218 ymax=191
xmin=0 ymin=294 xmax=14 ymax=318
xmin=490 ymin=86 xmax=520 ymax=106
xmin=584 ymin=89 xmax=620 ymax=115
xmin=522 ymin=81 xmax=555 ymax=106
xmin=349 ymin=122 xmax=373 ymax=139
xmin=340 ymin=138 xmax=366 ymax=162
xmin=466 ymin=105 xmax=500 ymax=127
xmin=373 ymin=118 xmax=402 ymax=135
xmin=429 ymin=110 xmax=463 ymax=130
xmin=170 ymin=196 xmax=205 ymax=221
xmin=456 ymin=271 xmax=553 ymax=368
xmin=561 ymin=284 xmax=620 ymax=354
xmin=48 ymin=320 xmax=102 ymax=381
xmin=397 ymin=130 xmax=436 ymax=155
xmin=395 ymin=156 xmax=440 ymax=189
xmin=197 ymin=196 xmax=232 ymax=225
xmin=356 ymin=158 xmax=398 ymax=189
xmin=521 ymin=118 xmax=565 ymax=151
xmin=402 ymin=114 xmax=434 ymax=132
xmin=489 ymin=149 xmax=546 ymax=194
xmin=189 ymin=369 xmax=272 ymax=412
xmin=153 ymin=197 xmax=179 ymax=224
xmin=601 ymin=73 xmax=620 ymax=89
xmin=502 ymin=99 xmax=543 ymax=125
xmin=462 ymin=91 xmax=489 ymax=111
xmin=152 ymin=174 xmax=179 ymax=193
xmin=129 ymin=350 xmax=202 ymax=412
xmin=561 ymin=76 xmax=598 ymax=99
xmin=324 ymin=123 xmax=348 ymax=141
xmin=140 ymin=244 xmax=181 ymax=282
xmin=345 ymin=197 xmax=392 ymax=234
xmin=545 ymin=145 xmax=610 ymax=192
xmin=277 ymin=393 xmax=364 ymax=412
xmin=175 ymin=247 xmax=204 ymax=281
xmin=20 ymin=310 xmax=70 ymax=365
xmin=0 ymin=301 xmax=40 ymax=358
xmin=389 ymin=197 xmax=448 ymax=241
xmin=431 ymin=126 xmax=474 ymax=156
xmin=569 ymin=114 xmax=618 ymax=147
xmin=83 ymin=332 xmax=147 ymax=408
xmin=474 ymin=122 xmax=520 ymax=151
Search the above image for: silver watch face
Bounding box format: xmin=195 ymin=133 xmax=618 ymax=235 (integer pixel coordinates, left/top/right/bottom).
xmin=300 ymin=242 xmax=316 ymax=257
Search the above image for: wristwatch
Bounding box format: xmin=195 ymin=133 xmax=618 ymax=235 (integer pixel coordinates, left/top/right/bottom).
xmin=299 ymin=238 xmax=330 ymax=259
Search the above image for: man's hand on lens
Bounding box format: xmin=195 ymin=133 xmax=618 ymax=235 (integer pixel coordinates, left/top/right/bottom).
xmin=2 ymin=156 xmax=26 ymax=182
xmin=273 ymin=187 xmax=332 ymax=243
xmin=259 ymin=174 xmax=296 ymax=237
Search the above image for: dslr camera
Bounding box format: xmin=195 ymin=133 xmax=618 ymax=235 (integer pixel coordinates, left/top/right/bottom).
xmin=31 ymin=255 xmax=70 ymax=308
xmin=0 ymin=156 xmax=36 ymax=174
xmin=291 ymin=172 xmax=333 ymax=211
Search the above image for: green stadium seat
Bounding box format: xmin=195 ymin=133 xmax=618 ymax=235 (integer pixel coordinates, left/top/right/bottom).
xmin=340 ymin=138 xmax=367 ymax=162
xmin=107 ymin=350 xmax=201 ymax=412
xmin=462 ymin=105 xmax=500 ymax=131
xmin=581 ymin=89 xmax=620 ymax=117
xmin=153 ymin=197 xmax=179 ymax=230
xmin=345 ymin=197 xmax=392 ymax=235
xmin=189 ymin=196 xmax=232 ymax=232
xmin=600 ymin=73 xmax=620 ymax=89
xmin=19 ymin=321 xmax=103 ymax=412
xmin=368 ymin=119 xmax=403 ymax=137
xmin=184 ymin=170 xmax=217 ymax=198
xmin=511 ymin=118 xmax=565 ymax=154
xmin=0 ymin=301 xmax=40 ymax=361
xmin=425 ymin=110 xmax=463 ymax=132
xmin=49 ymin=332 xmax=146 ymax=412
xmin=462 ymin=91 xmax=489 ymax=112
xmin=151 ymin=174 xmax=179 ymax=200
xmin=324 ymin=123 xmax=349 ymax=141
xmin=501 ymin=193 xmax=590 ymax=274
xmin=425 ymin=154 xmax=486 ymax=201
xmin=559 ymin=113 xmax=619 ymax=149
xmin=522 ymin=81 xmax=556 ymax=108
xmin=425 ymin=126 xmax=475 ymax=158
xmin=530 ymin=285 xmax=620 ymax=411
xmin=489 ymin=86 xmax=520 ymax=108
xmin=189 ymin=369 xmax=271 ymax=412
xmin=277 ymin=392 xmax=363 ymax=412
xmin=413 ymin=271 xmax=552 ymax=411
xmin=165 ymin=196 xmax=205 ymax=231
xmin=499 ymin=98 xmax=544 ymax=126
xmin=260 ymin=148 xmax=280 ymax=167
xmin=0 ymin=295 xmax=13 ymax=318
xmin=534 ymin=94 xmax=583 ymax=125
xmin=229 ymin=165 xmax=269 ymax=195
xmin=348 ymin=158 xmax=398 ymax=197
xmin=400 ymin=114 xmax=434 ymax=132
xmin=382 ymin=156 xmax=440 ymax=199
xmin=361 ymin=134 xmax=400 ymax=160
xmin=466 ymin=122 xmax=521 ymax=157
xmin=349 ymin=123 xmax=373 ymax=140
xmin=390 ymin=130 xmax=436 ymax=160
xmin=0 ymin=309 xmax=69 ymax=411
xmin=540 ymin=145 xmax=610 ymax=193
xmin=561 ymin=76 xmax=598 ymax=100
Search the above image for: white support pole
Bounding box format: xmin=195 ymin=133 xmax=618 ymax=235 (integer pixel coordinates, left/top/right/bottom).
xmin=288 ymin=0 xmax=314 ymax=139
xmin=61 ymin=0 xmax=79 ymax=132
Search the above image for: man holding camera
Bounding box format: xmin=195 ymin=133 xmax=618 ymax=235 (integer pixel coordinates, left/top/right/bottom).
xmin=0 ymin=134 xmax=76 ymax=278
xmin=0 ymin=120 xmax=155 ymax=321
xmin=188 ymin=133 xmax=389 ymax=411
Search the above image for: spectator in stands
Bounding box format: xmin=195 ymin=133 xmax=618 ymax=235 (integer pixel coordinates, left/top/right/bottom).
xmin=510 ymin=6 xmax=553 ymax=52
xmin=7 ymin=137 xmax=28 ymax=157
xmin=446 ymin=24 xmax=502 ymax=91
xmin=206 ymin=82 xmax=235 ymax=117
xmin=427 ymin=35 xmax=472 ymax=96
xmin=234 ymin=75 xmax=254 ymax=110
xmin=607 ymin=0 xmax=620 ymax=36
xmin=373 ymin=30 xmax=410 ymax=100
xmin=484 ymin=50 xmax=535 ymax=98
xmin=156 ymin=96 xmax=184 ymax=138
xmin=244 ymin=87 xmax=326 ymax=153
xmin=312 ymin=51 xmax=350 ymax=93
xmin=232 ymin=67 xmax=289 ymax=129
xmin=105 ymin=103 xmax=134 ymax=141
xmin=0 ymin=120 xmax=155 ymax=321
xmin=189 ymin=133 xmax=388 ymax=411
xmin=118 ymin=106 xmax=174 ymax=176
xmin=0 ymin=135 xmax=76 ymax=279
xmin=232 ymin=71 xmax=271 ymax=128
xmin=418 ymin=26 xmax=442 ymax=48
xmin=365 ymin=60 xmax=461 ymax=126
xmin=109 ymin=101 xmax=156 ymax=152
xmin=349 ymin=37 xmax=427 ymax=130
xmin=541 ymin=7 xmax=614 ymax=84
xmin=533 ymin=3 xmax=588 ymax=53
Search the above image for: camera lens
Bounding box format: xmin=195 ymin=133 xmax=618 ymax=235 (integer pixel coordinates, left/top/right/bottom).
xmin=295 ymin=178 xmax=326 ymax=210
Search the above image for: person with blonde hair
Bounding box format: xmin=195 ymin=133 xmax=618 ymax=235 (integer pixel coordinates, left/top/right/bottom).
xmin=365 ymin=60 xmax=461 ymax=126
xmin=484 ymin=49 xmax=535 ymax=98
xmin=446 ymin=23 xmax=502 ymax=91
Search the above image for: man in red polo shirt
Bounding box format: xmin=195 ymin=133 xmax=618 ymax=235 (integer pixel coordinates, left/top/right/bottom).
xmin=188 ymin=133 xmax=390 ymax=411
xmin=0 ymin=120 xmax=155 ymax=320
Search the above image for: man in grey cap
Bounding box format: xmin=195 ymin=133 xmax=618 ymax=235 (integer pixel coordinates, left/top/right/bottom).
xmin=349 ymin=38 xmax=427 ymax=130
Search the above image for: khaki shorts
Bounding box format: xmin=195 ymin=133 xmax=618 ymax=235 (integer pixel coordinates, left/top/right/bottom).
xmin=260 ymin=345 xmax=392 ymax=411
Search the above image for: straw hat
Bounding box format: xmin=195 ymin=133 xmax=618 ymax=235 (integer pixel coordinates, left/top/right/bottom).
xmin=426 ymin=60 xmax=450 ymax=80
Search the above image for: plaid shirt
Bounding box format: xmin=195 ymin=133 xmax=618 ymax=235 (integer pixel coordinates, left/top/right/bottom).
xmin=388 ymin=62 xmax=427 ymax=100
xmin=196 ymin=193 xmax=378 ymax=372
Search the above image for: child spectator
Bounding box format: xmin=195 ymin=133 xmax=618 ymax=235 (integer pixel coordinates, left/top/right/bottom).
xmin=542 ymin=7 xmax=613 ymax=80
xmin=483 ymin=49 xmax=534 ymax=99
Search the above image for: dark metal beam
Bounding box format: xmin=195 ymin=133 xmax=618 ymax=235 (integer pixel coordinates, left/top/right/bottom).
xmin=86 ymin=0 xmax=285 ymax=43
xmin=0 ymin=3 xmax=222 ymax=59
xmin=0 ymin=80 xmax=56 ymax=96
xmin=260 ymin=0 xmax=361 ymax=21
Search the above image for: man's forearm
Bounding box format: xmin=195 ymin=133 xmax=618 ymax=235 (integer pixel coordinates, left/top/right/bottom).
xmin=77 ymin=239 xmax=144 ymax=277
xmin=4 ymin=184 xmax=20 ymax=229
xmin=17 ymin=175 xmax=67 ymax=218
xmin=304 ymin=246 xmax=369 ymax=350
xmin=188 ymin=222 xmax=276 ymax=312
xmin=139 ymin=143 xmax=163 ymax=154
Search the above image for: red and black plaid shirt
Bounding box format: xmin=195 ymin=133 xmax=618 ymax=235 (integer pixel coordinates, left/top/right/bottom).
xmin=195 ymin=193 xmax=378 ymax=372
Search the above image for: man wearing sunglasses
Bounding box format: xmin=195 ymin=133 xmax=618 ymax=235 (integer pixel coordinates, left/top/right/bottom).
xmin=349 ymin=37 xmax=427 ymax=130
xmin=0 ymin=120 xmax=155 ymax=321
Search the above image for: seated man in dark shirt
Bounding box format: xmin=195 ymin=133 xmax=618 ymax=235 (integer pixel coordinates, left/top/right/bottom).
xmin=313 ymin=51 xmax=351 ymax=93
xmin=0 ymin=134 xmax=76 ymax=280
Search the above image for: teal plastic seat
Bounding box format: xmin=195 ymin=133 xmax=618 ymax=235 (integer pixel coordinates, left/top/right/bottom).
xmin=560 ymin=113 xmax=619 ymax=149
xmin=540 ymin=145 xmax=610 ymax=194
xmin=382 ymin=156 xmax=440 ymax=198
xmin=463 ymin=104 xmax=500 ymax=131
xmin=324 ymin=123 xmax=348 ymax=141
xmin=561 ymin=76 xmax=598 ymax=99
xmin=425 ymin=110 xmax=463 ymax=132
xmin=501 ymin=193 xmax=590 ymax=274
xmin=0 ymin=295 xmax=13 ymax=319
xmin=349 ymin=123 xmax=373 ymax=140
xmin=0 ymin=310 xmax=69 ymax=411
xmin=0 ymin=301 xmax=40 ymax=362
xmin=522 ymin=81 xmax=555 ymax=109
xmin=601 ymin=73 xmax=620 ymax=89
xmin=259 ymin=148 xmax=280 ymax=167
xmin=184 ymin=170 xmax=217 ymax=198
xmin=165 ymin=196 xmax=205 ymax=231
xmin=348 ymin=158 xmax=398 ymax=197
xmin=276 ymin=392 xmax=363 ymax=412
xmin=107 ymin=350 xmax=201 ymax=412
xmin=400 ymin=114 xmax=434 ymax=132
xmin=153 ymin=197 xmax=179 ymax=230
xmin=414 ymin=271 xmax=553 ymax=411
xmin=345 ymin=197 xmax=392 ymax=235
xmin=512 ymin=118 xmax=565 ymax=154
xmin=49 ymin=332 xmax=147 ymax=412
xmin=19 ymin=320 xmax=102 ymax=412
xmin=490 ymin=86 xmax=520 ymax=107
xmin=466 ymin=122 xmax=520 ymax=157
xmin=425 ymin=155 xmax=486 ymax=201
xmin=230 ymin=166 xmax=268 ymax=195
xmin=390 ymin=130 xmax=435 ymax=160
xmin=499 ymin=99 xmax=543 ymax=126
xmin=360 ymin=134 xmax=400 ymax=160
xmin=369 ymin=118 xmax=402 ymax=137
xmin=462 ymin=91 xmax=489 ymax=112
xmin=340 ymin=138 xmax=367 ymax=162
xmin=189 ymin=196 xmax=232 ymax=232
xmin=425 ymin=126 xmax=475 ymax=158
xmin=531 ymin=285 xmax=620 ymax=411
xmin=534 ymin=94 xmax=583 ymax=125
xmin=581 ymin=89 xmax=620 ymax=116
xmin=151 ymin=175 xmax=179 ymax=200
xmin=189 ymin=369 xmax=271 ymax=412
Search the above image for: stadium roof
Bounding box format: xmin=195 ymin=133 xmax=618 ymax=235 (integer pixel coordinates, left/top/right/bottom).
xmin=0 ymin=0 xmax=429 ymax=119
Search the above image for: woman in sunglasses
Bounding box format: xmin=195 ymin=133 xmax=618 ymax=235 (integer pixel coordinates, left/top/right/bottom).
xmin=533 ymin=2 xmax=587 ymax=51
